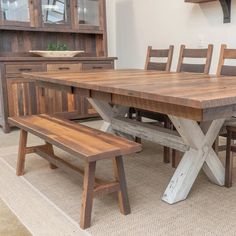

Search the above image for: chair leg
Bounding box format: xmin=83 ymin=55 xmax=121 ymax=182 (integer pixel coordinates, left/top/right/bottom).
xmin=135 ymin=110 xmax=142 ymax=143
xmin=213 ymin=136 xmax=219 ymax=156
xmin=225 ymin=130 xmax=233 ymax=188
xmin=172 ymin=150 xmax=183 ymax=168
xmin=80 ymin=161 xmax=96 ymax=229
xmin=45 ymin=142 xmax=57 ymax=169
xmin=16 ymin=130 xmax=28 ymax=176
xmin=113 ymin=156 xmax=131 ymax=215
xmin=163 ymin=147 xmax=171 ymax=163
xmin=163 ymin=119 xmax=171 ymax=163
xmin=128 ymin=108 xmax=133 ymax=119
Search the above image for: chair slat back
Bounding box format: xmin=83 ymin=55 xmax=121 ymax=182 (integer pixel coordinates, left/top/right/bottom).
xmin=177 ymin=44 xmax=213 ymax=74
xmin=180 ymin=64 xmax=205 ymax=73
xmin=145 ymin=45 xmax=174 ymax=72
xmin=217 ymin=44 xmax=236 ymax=76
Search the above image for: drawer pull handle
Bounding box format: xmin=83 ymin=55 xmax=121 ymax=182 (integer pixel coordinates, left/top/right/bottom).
xmin=93 ymin=66 xmax=103 ymax=69
xmin=19 ymin=68 xmax=32 ymax=72
xmin=58 ymin=67 xmax=70 ymax=70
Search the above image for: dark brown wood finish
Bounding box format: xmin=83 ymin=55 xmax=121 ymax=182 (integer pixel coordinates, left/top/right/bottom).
xmin=177 ymin=44 xmax=213 ymax=74
xmin=9 ymin=114 xmax=141 ymax=229
xmin=0 ymin=0 xmax=116 ymax=133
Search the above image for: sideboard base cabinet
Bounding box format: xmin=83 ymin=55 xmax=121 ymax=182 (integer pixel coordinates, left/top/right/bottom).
xmin=0 ymin=57 xmax=115 ymax=133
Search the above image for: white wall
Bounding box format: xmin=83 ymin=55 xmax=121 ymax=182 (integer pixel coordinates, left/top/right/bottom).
xmin=106 ymin=0 xmax=116 ymax=56
xmin=106 ymin=0 xmax=236 ymax=73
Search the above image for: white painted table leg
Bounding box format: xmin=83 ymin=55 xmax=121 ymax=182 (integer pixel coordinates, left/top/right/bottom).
xmin=200 ymin=121 xmax=225 ymax=185
xmin=162 ymin=116 xmax=225 ymax=204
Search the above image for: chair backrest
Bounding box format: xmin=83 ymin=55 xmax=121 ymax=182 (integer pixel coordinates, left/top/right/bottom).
xmin=217 ymin=44 xmax=236 ymax=76
xmin=145 ymin=45 xmax=174 ymax=71
xmin=176 ymin=44 xmax=213 ymax=74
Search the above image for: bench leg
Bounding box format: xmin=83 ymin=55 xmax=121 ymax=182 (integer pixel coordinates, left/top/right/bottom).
xmin=80 ymin=161 xmax=96 ymax=229
xmin=225 ymin=130 xmax=233 ymax=187
xmin=45 ymin=142 xmax=57 ymax=169
xmin=16 ymin=130 xmax=28 ymax=176
xmin=113 ymin=156 xmax=131 ymax=215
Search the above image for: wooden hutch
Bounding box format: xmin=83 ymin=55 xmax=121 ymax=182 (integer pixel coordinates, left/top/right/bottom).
xmin=0 ymin=0 xmax=116 ymax=133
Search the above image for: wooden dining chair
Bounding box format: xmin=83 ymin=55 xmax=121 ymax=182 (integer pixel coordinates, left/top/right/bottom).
xmin=215 ymin=44 xmax=236 ymax=187
xmin=177 ymin=44 xmax=213 ymax=74
xmin=129 ymin=45 xmax=174 ymax=163
xmin=145 ymin=45 xmax=174 ymax=71
xmin=172 ymin=44 xmax=214 ymax=168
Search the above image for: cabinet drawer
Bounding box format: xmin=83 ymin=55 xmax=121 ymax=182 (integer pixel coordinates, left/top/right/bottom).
xmin=6 ymin=64 xmax=43 ymax=75
xmin=82 ymin=63 xmax=113 ymax=70
xmin=47 ymin=63 xmax=82 ymax=72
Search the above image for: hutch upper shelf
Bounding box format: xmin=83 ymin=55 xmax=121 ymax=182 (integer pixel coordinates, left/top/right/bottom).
xmin=185 ymin=0 xmax=231 ymax=23
xmin=0 ymin=0 xmax=104 ymax=32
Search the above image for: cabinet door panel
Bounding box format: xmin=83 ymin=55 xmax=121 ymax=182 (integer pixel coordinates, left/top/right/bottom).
xmin=41 ymin=0 xmax=71 ymax=29
xmin=7 ymin=79 xmax=38 ymax=117
xmin=0 ymin=0 xmax=33 ymax=26
xmin=44 ymin=62 xmax=96 ymax=119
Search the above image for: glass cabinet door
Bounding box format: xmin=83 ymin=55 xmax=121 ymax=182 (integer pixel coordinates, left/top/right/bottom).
xmin=41 ymin=0 xmax=69 ymax=25
xmin=78 ymin=0 xmax=100 ymax=28
xmin=0 ymin=0 xmax=30 ymax=23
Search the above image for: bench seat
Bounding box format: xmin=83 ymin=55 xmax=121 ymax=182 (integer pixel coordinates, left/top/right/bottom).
xmin=9 ymin=114 xmax=142 ymax=229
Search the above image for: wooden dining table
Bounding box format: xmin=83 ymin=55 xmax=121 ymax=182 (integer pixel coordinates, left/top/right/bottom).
xmin=23 ymin=69 xmax=236 ymax=205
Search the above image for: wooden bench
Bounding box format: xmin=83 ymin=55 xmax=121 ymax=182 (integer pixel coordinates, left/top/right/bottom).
xmin=8 ymin=114 xmax=142 ymax=229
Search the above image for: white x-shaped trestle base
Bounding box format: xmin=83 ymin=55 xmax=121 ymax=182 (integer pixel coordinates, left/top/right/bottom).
xmin=88 ymin=98 xmax=226 ymax=205
xmin=162 ymin=116 xmax=225 ymax=204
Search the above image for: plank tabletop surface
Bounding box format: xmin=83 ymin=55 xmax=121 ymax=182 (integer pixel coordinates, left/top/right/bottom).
xmin=24 ymin=69 xmax=236 ymax=109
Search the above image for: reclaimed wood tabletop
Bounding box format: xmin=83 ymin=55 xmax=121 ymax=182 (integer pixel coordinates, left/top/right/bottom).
xmin=24 ymin=69 xmax=236 ymax=121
